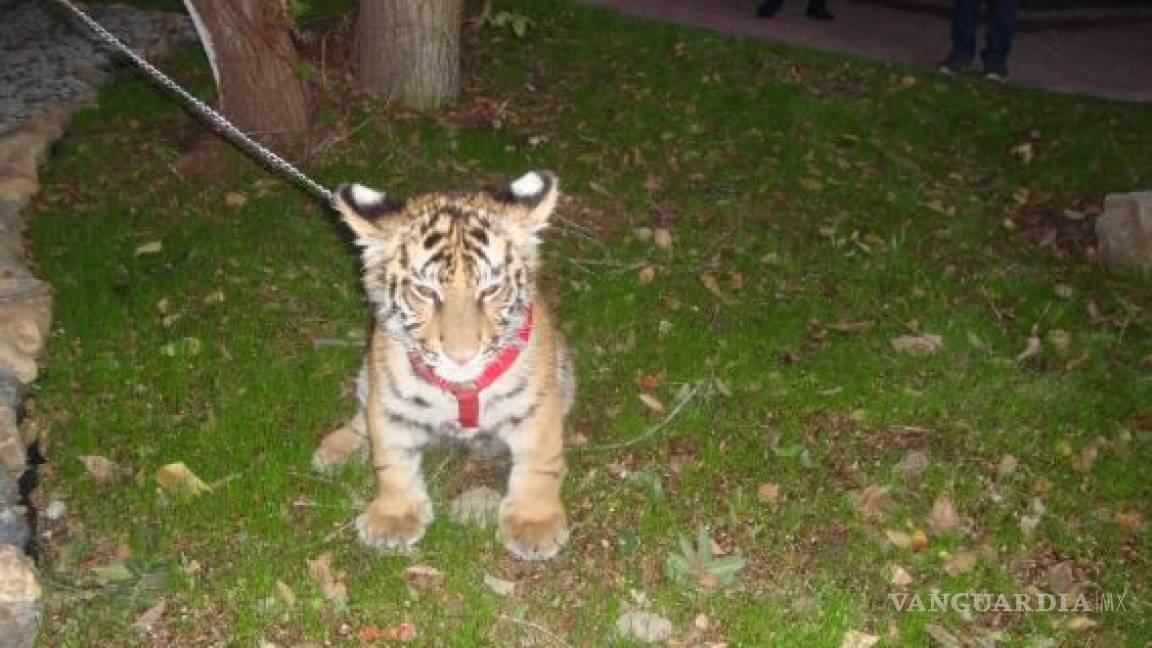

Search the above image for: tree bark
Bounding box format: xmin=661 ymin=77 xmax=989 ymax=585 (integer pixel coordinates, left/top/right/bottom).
xmin=185 ymin=0 xmax=311 ymax=150
xmin=358 ymin=0 xmax=463 ymax=110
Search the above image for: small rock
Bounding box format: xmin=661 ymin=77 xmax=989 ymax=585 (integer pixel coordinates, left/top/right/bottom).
xmin=1096 ymin=191 xmax=1152 ymax=275
xmin=44 ymin=500 xmax=65 ymax=520
xmin=616 ymin=610 xmax=672 ymax=643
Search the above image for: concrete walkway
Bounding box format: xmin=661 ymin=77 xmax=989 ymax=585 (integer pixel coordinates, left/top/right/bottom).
xmin=575 ymin=0 xmax=1152 ymax=103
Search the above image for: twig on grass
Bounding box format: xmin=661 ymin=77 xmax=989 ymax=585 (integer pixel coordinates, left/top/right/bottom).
xmin=576 ymin=382 xmax=703 ymax=453
xmin=497 ymin=614 xmax=572 ymax=648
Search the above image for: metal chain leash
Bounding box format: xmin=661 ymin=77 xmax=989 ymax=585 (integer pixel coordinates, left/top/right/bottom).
xmin=50 ymin=0 xmax=334 ymax=206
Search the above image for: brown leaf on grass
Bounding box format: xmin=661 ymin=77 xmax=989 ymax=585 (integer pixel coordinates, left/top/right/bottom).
xmin=757 ymin=483 xmax=780 ymax=505
xmin=403 ymin=565 xmax=444 ymax=589
xmin=928 ymin=495 xmax=961 ymax=535
xmin=635 ymin=373 xmax=663 ymax=390
xmin=828 ymin=320 xmax=874 ymax=333
xmin=700 ymin=274 xmax=733 ymax=305
xmin=79 ymin=455 xmax=122 ymax=484
xmin=1071 ymin=444 xmax=1098 ymax=473
xmin=653 ymin=228 xmax=673 ymax=251
xmin=895 ymin=450 xmax=928 ymax=479
xmin=483 ymin=573 xmax=516 ymax=596
xmin=944 ymin=549 xmax=977 ymax=576
xmin=1046 ymin=329 xmax=1071 ymax=354
xmin=1064 ymin=352 xmax=1091 ymax=371
xmin=637 ymin=265 xmax=656 ymax=284
xmin=889 ymin=564 xmax=914 ymax=586
xmin=839 ymin=629 xmax=880 ymax=648
xmin=224 ymin=191 xmax=248 ymax=208
xmin=997 ymin=454 xmax=1018 ymax=478
xmin=307 ymin=553 xmax=347 ymax=605
xmin=925 ymin=623 xmax=962 ymax=648
xmin=358 ymin=623 xmax=417 ymax=641
xmin=638 ymin=393 xmax=665 ymax=414
xmin=275 ymin=580 xmax=296 ymax=607
xmin=1015 ymin=329 xmax=1042 ymax=363
xmin=1046 ymin=562 xmax=1081 ymax=596
xmin=132 ymin=599 xmax=166 ymax=634
xmin=1115 ymin=510 xmax=1145 ymax=532
xmin=853 ymin=485 xmax=893 ymax=519
xmin=886 ymin=528 xmax=928 ymax=551
xmin=155 ymin=462 xmax=211 ymax=497
xmin=1052 ymin=616 xmax=1096 ymax=631
xmin=890 ymin=334 xmax=944 ymax=355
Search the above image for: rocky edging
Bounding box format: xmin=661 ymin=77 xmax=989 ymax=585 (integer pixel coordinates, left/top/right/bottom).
xmin=0 ymin=4 xmax=197 ymax=645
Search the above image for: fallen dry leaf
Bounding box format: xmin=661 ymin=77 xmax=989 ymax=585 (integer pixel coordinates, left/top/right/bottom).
xmin=357 ymin=623 xmax=416 ymax=641
xmin=275 ymin=580 xmax=296 ymax=607
xmin=653 ymin=228 xmax=673 ymax=251
xmin=925 ymin=623 xmax=961 ymax=648
xmin=1047 ymin=329 xmax=1071 ymax=354
xmin=944 ymin=549 xmax=977 ymax=576
xmin=828 ymin=320 xmax=874 ymax=333
xmin=637 ymin=265 xmax=656 ymax=284
xmin=997 ymin=454 xmax=1018 ymax=478
xmin=928 ymin=495 xmax=961 ymax=535
xmin=78 ymin=455 xmax=121 ymax=484
xmin=224 ymin=191 xmax=248 ymax=208
xmin=1071 ymin=444 xmax=1098 ymax=473
xmin=853 ymin=485 xmax=893 ymax=519
xmin=134 ymin=240 xmax=162 ymax=256
xmin=890 ymin=333 xmax=944 ymax=355
xmin=484 ymin=573 xmax=516 ymax=596
xmin=699 ymin=274 xmax=732 ymax=305
xmin=132 ymin=599 xmax=166 ymax=634
xmin=638 ymin=393 xmax=665 ymax=414
xmin=1115 ymin=510 xmax=1145 ymax=532
xmin=886 ymin=528 xmax=929 ymax=551
xmin=1016 ymin=330 xmax=1042 ymax=363
xmin=404 ymin=565 xmax=444 ymax=589
xmin=895 ymin=450 xmax=928 ymax=479
xmin=889 ymin=564 xmax=914 ymax=586
xmin=1046 ymin=561 xmax=1080 ymax=596
xmin=757 ymin=483 xmax=780 ymax=506
xmin=1052 ymin=615 xmax=1096 ymax=631
xmin=1064 ymin=352 xmax=1091 ymax=371
xmin=840 ymin=629 xmax=880 ymax=648
xmin=306 ymin=553 xmax=347 ymax=606
xmin=155 ymin=462 xmax=211 ymax=497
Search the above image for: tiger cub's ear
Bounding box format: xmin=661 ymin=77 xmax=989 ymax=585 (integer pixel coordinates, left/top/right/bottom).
xmin=497 ymin=171 xmax=560 ymax=241
xmin=332 ymin=183 xmax=405 ymax=249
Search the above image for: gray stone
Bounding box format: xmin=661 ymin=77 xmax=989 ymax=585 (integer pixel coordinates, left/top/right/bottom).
xmin=0 ymin=467 xmax=28 ymax=548
xmin=0 ymin=545 xmax=40 ymax=648
xmin=1096 ymin=191 xmax=1152 ymax=276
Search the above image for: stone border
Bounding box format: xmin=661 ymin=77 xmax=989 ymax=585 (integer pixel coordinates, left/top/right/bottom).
xmin=0 ymin=5 xmax=197 ymax=645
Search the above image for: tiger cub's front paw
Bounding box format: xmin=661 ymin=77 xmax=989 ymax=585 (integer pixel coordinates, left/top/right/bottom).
xmin=312 ymin=423 xmax=368 ymax=474
xmin=356 ymin=494 xmax=433 ymax=551
xmin=498 ymin=498 xmax=569 ymax=561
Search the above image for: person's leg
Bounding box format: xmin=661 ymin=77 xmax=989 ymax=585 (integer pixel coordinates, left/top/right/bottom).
xmin=756 ymin=0 xmax=785 ymax=18
xmin=806 ymin=0 xmax=835 ymax=20
xmin=941 ymin=0 xmax=979 ymax=71
xmin=981 ymin=0 xmax=1018 ymax=77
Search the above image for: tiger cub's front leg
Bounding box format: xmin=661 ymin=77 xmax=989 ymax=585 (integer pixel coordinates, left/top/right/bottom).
xmin=355 ymin=352 xmax=432 ymax=551
xmin=499 ymin=403 xmax=568 ymax=560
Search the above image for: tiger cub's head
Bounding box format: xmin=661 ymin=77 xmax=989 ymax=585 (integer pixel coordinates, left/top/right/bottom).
xmin=334 ymin=171 xmax=559 ymax=381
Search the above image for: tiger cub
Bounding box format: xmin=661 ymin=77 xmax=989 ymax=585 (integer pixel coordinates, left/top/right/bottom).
xmin=313 ymin=171 xmax=574 ymax=560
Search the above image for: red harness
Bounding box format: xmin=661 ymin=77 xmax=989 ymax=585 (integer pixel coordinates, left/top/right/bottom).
xmin=408 ymin=306 xmax=535 ymax=429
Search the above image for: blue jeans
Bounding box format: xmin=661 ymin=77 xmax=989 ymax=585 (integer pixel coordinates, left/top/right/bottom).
xmin=949 ymin=0 xmax=1018 ymax=67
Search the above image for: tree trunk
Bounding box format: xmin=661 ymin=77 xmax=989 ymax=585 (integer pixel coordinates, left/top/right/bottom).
xmin=358 ymin=0 xmax=462 ymax=110
xmin=185 ymin=0 xmax=310 ymax=150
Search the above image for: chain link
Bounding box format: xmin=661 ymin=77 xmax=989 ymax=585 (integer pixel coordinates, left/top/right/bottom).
xmin=51 ymin=0 xmax=334 ymax=206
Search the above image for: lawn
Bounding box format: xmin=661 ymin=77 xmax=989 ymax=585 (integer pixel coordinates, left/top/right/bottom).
xmin=27 ymin=0 xmax=1151 ymax=645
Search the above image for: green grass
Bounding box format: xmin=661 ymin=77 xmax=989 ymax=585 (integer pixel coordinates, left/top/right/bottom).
xmin=28 ymin=1 xmax=1151 ymax=645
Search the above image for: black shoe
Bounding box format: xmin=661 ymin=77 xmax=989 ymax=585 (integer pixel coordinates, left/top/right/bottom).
xmin=982 ymin=62 xmax=1009 ymax=81
xmin=805 ymin=6 xmax=835 ymax=19
xmin=757 ymin=0 xmax=784 ymax=18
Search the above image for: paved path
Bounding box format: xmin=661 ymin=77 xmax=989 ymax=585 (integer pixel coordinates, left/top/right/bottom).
xmin=576 ymin=0 xmax=1152 ymax=103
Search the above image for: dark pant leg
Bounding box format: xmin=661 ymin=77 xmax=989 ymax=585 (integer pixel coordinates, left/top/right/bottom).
xmin=982 ymin=0 xmax=1018 ymax=66
xmin=948 ymin=0 xmax=980 ymax=64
